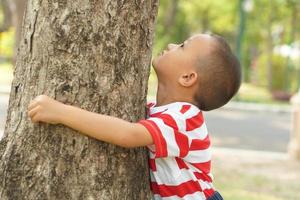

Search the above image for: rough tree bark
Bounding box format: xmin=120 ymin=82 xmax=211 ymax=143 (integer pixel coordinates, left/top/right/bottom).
xmin=0 ymin=0 xmax=158 ymax=199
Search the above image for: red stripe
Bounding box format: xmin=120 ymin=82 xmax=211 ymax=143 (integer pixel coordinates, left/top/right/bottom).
xmin=186 ymin=111 xmax=204 ymax=131
xmin=193 ymin=172 xmax=213 ymax=182
xmin=174 ymin=130 xmax=189 ymax=157
xmin=159 ymin=114 xmax=189 ymax=157
xmin=190 ymin=161 xmax=211 ymax=174
xmin=138 ymin=120 xmax=168 ymax=157
xmin=150 ymin=111 xmax=164 ymax=117
xmin=175 ymin=157 xmax=189 ymax=169
xmin=190 ymin=135 xmax=211 ymax=151
xmin=149 ymin=158 xmax=157 ymax=171
xmin=204 ymin=188 xmax=215 ymax=198
xmin=151 ymin=182 xmax=160 ymax=194
xmin=159 ymin=114 xmax=178 ymax=129
xmin=151 ymin=180 xmax=202 ymax=197
xmin=150 ymin=109 xmax=168 ymax=118
xmin=180 ymin=105 xmax=191 ymax=114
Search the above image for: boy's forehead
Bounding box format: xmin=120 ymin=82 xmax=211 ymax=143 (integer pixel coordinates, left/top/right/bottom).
xmin=187 ymin=34 xmax=213 ymax=43
xmin=186 ymin=34 xmax=215 ymax=53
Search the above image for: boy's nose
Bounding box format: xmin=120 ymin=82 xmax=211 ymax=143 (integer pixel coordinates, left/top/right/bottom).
xmin=167 ymin=43 xmax=178 ymax=50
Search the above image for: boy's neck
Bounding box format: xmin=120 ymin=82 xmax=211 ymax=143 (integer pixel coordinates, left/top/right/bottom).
xmin=156 ymin=83 xmax=196 ymax=107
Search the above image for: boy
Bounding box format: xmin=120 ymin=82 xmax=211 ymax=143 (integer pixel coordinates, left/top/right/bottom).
xmin=27 ymin=33 xmax=241 ymax=199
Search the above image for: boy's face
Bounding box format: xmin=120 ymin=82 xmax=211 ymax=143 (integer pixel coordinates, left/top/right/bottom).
xmin=152 ymin=34 xmax=215 ymax=83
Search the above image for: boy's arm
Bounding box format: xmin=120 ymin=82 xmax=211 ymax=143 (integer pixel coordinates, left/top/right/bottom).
xmin=61 ymin=104 xmax=153 ymax=148
xmin=27 ymin=95 xmax=153 ymax=148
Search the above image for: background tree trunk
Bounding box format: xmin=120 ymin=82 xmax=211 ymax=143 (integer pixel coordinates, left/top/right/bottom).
xmin=0 ymin=0 xmax=27 ymax=65
xmin=163 ymin=0 xmax=178 ymax=31
xmin=266 ymin=0 xmax=274 ymax=91
xmin=0 ymin=0 xmax=13 ymax=32
xmin=12 ymin=0 xmax=27 ymax=65
xmin=0 ymin=0 xmax=158 ymax=199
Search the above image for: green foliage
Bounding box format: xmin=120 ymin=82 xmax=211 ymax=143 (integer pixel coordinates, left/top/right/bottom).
xmin=154 ymin=1 xmax=190 ymax=56
xmin=256 ymin=54 xmax=299 ymax=91
xmin=0 ymin=28 xmax=15 ymax=60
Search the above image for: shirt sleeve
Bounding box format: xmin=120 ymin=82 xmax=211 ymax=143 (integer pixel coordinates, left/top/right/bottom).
xmin=138 ymin=112 xmax=190 ymax=158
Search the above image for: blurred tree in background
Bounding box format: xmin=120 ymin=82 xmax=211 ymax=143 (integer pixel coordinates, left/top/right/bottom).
xmin=1 ymin=0 xmax=300 ymax=101
xmin=0 ymin=0 xmax=26 ymax=64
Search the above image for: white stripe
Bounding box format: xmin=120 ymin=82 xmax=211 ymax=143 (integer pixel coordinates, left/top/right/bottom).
xmin=171 ymin=102 xmax=188 ymax=114
xmin=153 ymin=191 xmax=206 ymax=200
xmin=148 ymin=150 xmax=156 ymax=159
xmin=150 ymin=102 xmax=182 ymax=115
xmin=163 ymin=110 xmax=185 ymax=131
xmin=185 ymin=122 xmax=208 ymax=140
xmin=165 ymin=109 xmax=208 ymax=141
xmin=154 ymin=157 xmax=182 ymax=184
xmin=208 ymin=172 xmax=214 ymax=181
xmin=152 ymin=166 xmax=198 ymax=185
xmin=181 ymin=106 xmax=200 ymax=119
xmin=150 ymin=170 xmax=156 ymax=182
xmin=199 ymin=179 xmax=214 ymax=190
xmin=148 ymin=118 xmax=180 ymax=157
xmin=184 ymin=148 xmax=211 ymax=163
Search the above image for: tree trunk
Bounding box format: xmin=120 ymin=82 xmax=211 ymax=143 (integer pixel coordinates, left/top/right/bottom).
xmin=266 ymin=0 xmax=274 ymax=91
xmin=0 ymin=0 xmax=158 ymax=199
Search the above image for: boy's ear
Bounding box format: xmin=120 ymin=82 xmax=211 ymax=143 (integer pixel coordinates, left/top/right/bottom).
xmin=178 ymin=71 xmax=198 ymax=87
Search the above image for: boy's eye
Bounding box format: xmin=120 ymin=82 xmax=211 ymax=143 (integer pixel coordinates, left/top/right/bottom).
xmin=180 ymin=43 xmax=184 ymax=48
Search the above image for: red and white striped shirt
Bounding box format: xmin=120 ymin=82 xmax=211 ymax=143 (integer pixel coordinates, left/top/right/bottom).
xmin=139 ymin=102 xmax=215 ymax=200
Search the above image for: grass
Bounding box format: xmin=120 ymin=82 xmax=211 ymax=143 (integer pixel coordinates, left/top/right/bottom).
xmin=234 ymin=83 xmax=290 ymax=105
xmin=214 ymin=171 xmax=283 ymax=200
xmin=212 ymin=150 xmax=300 ymax=200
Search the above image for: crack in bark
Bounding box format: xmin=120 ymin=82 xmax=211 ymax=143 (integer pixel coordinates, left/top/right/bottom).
xmin=29 ymin=10 xmax=39 ymax=54
xmin=12 ymin=112 xmax=23 ymax=133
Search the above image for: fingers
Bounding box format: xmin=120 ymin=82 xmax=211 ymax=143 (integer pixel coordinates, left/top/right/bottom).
xmin=31 ymin=114 xmax=41 ymax=123
xmin=28 ymin=100 xmax=38 ymax=110
xmin=28 ymin=105 xmax=40 ymax=118
xmin=28 ymin=105 xmax=41 ymax=123
xmin=27 ymin=95 xmax=52 ymax=124
xmin=28 ymin=98 xmax=42 ymax=123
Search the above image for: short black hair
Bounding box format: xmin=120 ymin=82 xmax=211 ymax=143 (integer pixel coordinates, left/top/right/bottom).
xmin=194 ymin=34 xmax=241 ymax=111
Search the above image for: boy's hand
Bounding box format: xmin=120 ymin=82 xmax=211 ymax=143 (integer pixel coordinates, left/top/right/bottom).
xmin=27 ymin=95 xmax=66 ymax=124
